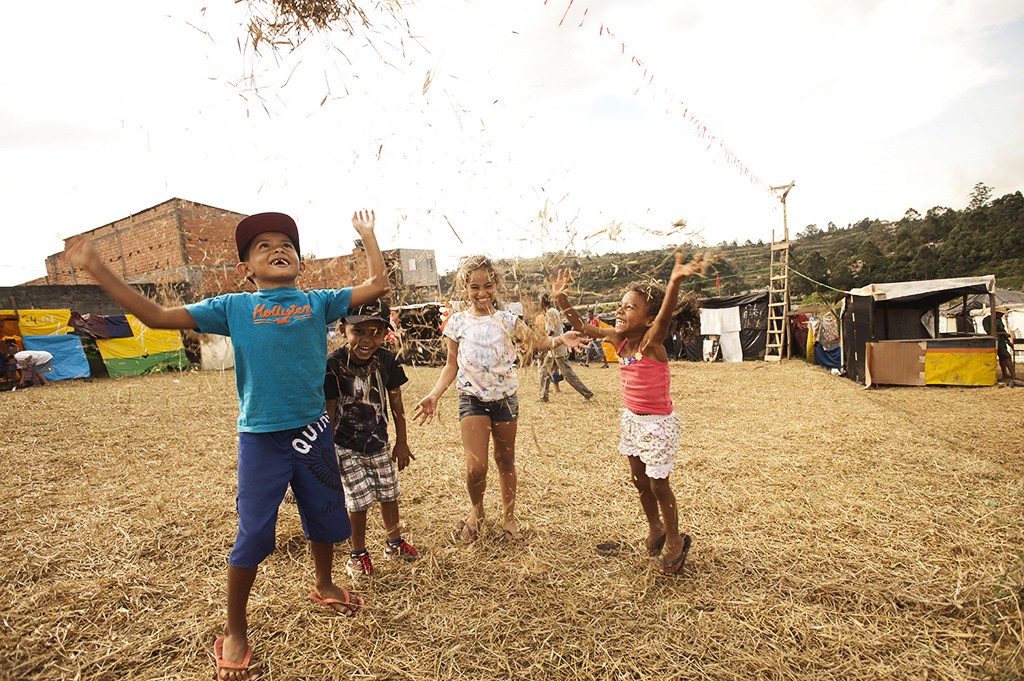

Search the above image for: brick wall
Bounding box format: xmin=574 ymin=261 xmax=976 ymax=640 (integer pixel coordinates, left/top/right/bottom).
xmin=178 ymin=202 xmax=246 ymax=296
xmin=32 ymin=198 xmax=372 ymax=301
xmin=304 ymin=250 xmax=370 ymax=290
xmin=43 ymin=198 xmax=244 ymax=296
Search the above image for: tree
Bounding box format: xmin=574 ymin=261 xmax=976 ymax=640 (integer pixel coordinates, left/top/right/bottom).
xmin=909 ymin=247 xmax=938 ymax=280
xmin=797 ymin=224 xmax=821 ymax=239
xmin=902 ymin=208 xmax=921 ymax=223
xmin=854 ymin=240 xmax=886 ymax=282
xmin=967 ymin=182 xmax=993 ymax=211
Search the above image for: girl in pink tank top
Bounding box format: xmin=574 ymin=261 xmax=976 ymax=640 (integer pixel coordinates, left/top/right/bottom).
xmin=554 ymin=252 xmax=707 ymax=577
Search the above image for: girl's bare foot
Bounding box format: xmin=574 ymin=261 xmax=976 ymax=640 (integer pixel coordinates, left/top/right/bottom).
xmin=501 ymin=520 xmax=525 ymax=542
xmin=646 ymin=532 xmax=667 ymax=557
xmin=661 ymin=534 xmax=692 ymax=577
xmin=645 ymin=524 xmax=667 ymax=556
xmin=456 ymin=512 xmax=482 ymax=543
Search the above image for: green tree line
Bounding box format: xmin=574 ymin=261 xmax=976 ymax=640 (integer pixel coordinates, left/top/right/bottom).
xmin=439 ymin=184 xmax=1024 ymax=306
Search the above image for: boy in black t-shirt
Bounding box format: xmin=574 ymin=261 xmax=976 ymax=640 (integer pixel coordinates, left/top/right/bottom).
xmin=325 ymin=301 xmax=420 ymax=582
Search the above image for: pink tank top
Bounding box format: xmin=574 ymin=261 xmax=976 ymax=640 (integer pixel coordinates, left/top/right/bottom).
xmin=617 ymin=340 xmax=673 ymax=415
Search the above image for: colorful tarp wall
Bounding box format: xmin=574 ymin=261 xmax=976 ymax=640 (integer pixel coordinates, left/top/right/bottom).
xmin=95 ymin=315 xmax=187 ymax=377
xmin=2 ymin=308 xmax=90 ymax=382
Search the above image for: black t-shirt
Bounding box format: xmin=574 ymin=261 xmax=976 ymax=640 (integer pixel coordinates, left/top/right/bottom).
xmin=324 ymin=346 xmax=408 ymax=453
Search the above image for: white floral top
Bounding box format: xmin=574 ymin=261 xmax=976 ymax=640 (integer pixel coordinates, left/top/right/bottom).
xmin=443 ymin=310 xmax=520 ymax=400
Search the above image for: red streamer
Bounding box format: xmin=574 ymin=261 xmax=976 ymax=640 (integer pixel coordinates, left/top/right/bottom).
xmin=544 ymin=0 xmax=773 ymax=197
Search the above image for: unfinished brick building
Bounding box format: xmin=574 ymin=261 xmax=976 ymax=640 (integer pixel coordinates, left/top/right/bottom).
xmin=33 ymin=198 xmax=372 ymax=302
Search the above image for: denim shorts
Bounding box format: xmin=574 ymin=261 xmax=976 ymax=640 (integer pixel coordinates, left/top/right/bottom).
xmin=458 ymin=392 xmax=519 ymax=422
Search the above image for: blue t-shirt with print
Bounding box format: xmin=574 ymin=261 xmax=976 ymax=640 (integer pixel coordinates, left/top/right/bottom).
xmin=186 ymin=287 xmax=352 ymax=433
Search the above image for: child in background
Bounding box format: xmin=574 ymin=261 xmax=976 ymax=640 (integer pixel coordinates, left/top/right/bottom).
xmin=325 ymin=300 xmax=420 ymax=583
xmin=586 ymin=308 xmax=610 ymax=368
xmin=554 ymin=252 xmax=707 ymax=576
xmin=539 ymin=292 xmax=593 ymax=402
xmin=414 ymin=255 xmax=584 ymax=543
xmin=2 ymin=340 xmax=20 ymax=387
xmin=68 ymin=210 xmax=388 ymax=680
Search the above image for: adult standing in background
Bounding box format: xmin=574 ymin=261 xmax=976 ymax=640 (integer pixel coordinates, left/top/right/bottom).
xmin=539 ymin=293 xmax=594 ymax=402
xmin=14 ymin=349 xmax=54 ymax=388
xmin=984 ymin=307 xmax=1016 ymax=387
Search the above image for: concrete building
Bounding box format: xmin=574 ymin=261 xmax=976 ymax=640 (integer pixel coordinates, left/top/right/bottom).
xmin=385 ymin=248 xmax=442 ymax=303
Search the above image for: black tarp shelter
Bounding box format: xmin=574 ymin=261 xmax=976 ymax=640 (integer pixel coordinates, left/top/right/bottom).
xmin=680 ymin=291 xmax=768 ymax=361
xmin=841 ymin=275 xmax=996 ymax=385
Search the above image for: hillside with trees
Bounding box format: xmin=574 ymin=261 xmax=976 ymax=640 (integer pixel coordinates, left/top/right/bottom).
xmin=440 ymin=184 xmax=1024 ymax=306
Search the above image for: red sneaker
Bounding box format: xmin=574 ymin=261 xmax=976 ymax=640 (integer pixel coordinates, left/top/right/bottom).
xmin=383 ymin=539 xmax=420 ymax=562
xmin=345 ymin=551 xmax=373 ymax=582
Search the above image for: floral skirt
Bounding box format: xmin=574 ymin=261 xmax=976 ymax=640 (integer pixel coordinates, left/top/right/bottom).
xmin=618 ymin=409 xmax=680 ymax=479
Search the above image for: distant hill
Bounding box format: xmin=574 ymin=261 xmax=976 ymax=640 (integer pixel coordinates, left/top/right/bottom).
xmin=439 ymin=185 xmax=1024 ymax=306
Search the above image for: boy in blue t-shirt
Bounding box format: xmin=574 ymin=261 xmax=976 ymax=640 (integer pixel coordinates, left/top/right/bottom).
xmin=67 ymin=210 xmax=388 ymax=681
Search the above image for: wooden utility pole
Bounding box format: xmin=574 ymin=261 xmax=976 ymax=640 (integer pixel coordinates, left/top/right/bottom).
xmin=765 ymin=181 xmax=795 ymax=361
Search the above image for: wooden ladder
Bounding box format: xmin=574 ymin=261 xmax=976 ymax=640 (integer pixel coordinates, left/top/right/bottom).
xmin=765 ymin=181 xmax=795 ymax=362
xmin=765 ymin=237 xmax=790 ymax=361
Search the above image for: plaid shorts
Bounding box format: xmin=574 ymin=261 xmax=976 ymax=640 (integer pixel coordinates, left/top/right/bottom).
xmin=337 ymin=444 xmax=400 ymax=513
xmin=618 ymin=409 xmax=681 ymax=479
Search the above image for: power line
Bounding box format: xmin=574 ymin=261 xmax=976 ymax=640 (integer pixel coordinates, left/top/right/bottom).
xmin=787 ymin=265 xmax=847 ymax=293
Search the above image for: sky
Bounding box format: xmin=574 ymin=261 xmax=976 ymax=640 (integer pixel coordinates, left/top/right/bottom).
xmin=2 ymin=0 xmax=1024 ymax=286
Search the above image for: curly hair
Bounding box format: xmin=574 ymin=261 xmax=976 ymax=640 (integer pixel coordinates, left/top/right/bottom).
xmin=453 ymin=255 xmax=502 ymax=302
xmin=624 ymin=280 xmax=666 ymax=317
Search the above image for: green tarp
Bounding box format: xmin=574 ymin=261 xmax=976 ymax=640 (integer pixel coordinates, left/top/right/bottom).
xmin=102 ymin=349 xmax=188 ymax=378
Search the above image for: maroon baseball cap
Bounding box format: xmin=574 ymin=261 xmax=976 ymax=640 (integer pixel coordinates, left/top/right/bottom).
xmin=235 ymin=212 xmax=300 ymax=260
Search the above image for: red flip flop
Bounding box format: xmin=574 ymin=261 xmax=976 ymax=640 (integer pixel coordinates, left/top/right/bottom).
xmin=214 ymin=636 xmax=255 ymax=679
xmin=309 ymin=590 xmax=364 ymax=617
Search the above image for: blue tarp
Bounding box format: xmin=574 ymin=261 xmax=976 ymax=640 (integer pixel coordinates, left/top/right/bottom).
xmin=22 ymin=334 xmax=90 ymax=381
xmin=814 ymin=342 xmax=842 ymax=370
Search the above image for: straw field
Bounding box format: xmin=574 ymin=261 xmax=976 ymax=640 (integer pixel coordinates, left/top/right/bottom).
xmin=2 ymin=361 xmax=1022 ymax=680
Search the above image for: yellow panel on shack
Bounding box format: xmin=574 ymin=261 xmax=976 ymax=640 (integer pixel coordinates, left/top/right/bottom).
xmin=923 ymin=337 xmax=996 ymax=386
xmin=866 ymin=337 xmax=996 ymax=387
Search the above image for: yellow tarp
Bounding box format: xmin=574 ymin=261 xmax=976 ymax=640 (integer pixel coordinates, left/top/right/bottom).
xmin=16 ymin=309 xmax=72 ymax=336
xmin=592 ymin=318 xmax=619 ymax=362
xmin=0 ymin=310 xmax=21 ymax=341
xmin=924 ymin=348 xmax=996 ymax=386
xmin=96 ymin=315 xmax=184 ymax=360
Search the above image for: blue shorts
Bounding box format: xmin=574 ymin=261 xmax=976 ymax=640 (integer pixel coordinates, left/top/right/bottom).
xmin=229 ymin=414 xmax=350 ymax=568
xmin=458 ymin=392 xmax=519 ymax=422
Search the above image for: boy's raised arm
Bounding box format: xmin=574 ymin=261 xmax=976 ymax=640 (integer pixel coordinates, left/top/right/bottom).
xmin=349 ymin=209 xmax=389 ymax=308
xmin=66 ymin=239 xmax=196 ymax=330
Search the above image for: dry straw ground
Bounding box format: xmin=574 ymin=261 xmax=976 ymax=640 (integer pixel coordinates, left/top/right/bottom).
xmin=2 ymin=361 xmax=1022 ymax=680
